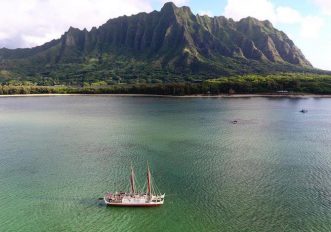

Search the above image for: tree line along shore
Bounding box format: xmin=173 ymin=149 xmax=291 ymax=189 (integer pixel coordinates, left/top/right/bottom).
xmin=1 ymin=73 xmax=331 ymax=95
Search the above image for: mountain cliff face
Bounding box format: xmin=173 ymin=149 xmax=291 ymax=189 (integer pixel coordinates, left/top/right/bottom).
xmin=0 ymin=2 xmax=313 ymax=84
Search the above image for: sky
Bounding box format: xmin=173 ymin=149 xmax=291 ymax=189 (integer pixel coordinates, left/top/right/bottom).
xmin=0 ymin=0 xmax=330 ymax=70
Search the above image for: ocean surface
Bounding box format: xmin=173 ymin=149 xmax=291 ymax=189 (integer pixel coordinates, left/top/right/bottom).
xmin=1 ymin=96 xmax=331 ymax=232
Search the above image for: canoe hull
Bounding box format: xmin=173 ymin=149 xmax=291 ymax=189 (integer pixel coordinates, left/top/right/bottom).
xmin=104 ymin=197 xmax=164 ymax=207
xmin=105 ymin=203 xmax=163 ymax=207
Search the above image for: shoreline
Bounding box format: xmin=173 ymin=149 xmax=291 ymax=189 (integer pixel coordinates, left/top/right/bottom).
xmin=1 ymin=93 xmax=331 ymax=98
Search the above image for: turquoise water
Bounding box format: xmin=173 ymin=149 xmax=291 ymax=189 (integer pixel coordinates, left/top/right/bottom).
xmin=1 ymin=96 xmax=331 ymax=231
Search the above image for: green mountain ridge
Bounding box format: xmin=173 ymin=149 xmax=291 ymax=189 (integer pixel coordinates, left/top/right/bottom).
xmin=0 ymin=2 xmax=325 ymax=85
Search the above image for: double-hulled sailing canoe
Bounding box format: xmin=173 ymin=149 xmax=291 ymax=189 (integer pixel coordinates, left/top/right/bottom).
xmin=104 ymin=163 xmax=165 ymax=207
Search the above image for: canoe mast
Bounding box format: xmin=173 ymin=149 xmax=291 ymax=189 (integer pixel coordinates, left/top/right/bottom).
xmin=130 ymin=165 xmax=135 ymax=194
xmin=147 ymin=162 xmax=151 ymax=195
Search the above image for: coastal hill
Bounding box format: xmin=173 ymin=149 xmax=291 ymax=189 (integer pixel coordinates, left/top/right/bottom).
xmin=0 ymin=2 xmax=322 ymax=86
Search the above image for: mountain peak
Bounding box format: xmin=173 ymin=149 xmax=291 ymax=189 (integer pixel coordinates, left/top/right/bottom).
xmin=161 ymin=2 xmax=177 ymax=13
xmin=0 ymin=2 xmax=314 ymax=82
xmin=67 ymin=26 xmax=80 ymax=33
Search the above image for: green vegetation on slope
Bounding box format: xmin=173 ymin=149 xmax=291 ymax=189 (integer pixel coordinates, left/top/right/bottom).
xmin=0 ymin=2 xmax=317 ymax=83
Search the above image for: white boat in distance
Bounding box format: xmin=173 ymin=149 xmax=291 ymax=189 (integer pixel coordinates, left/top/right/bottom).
xmin=104 ymin=163 xmax=165 ymax=207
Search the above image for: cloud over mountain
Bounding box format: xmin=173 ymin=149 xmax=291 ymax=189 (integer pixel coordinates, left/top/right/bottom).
xmin=0 ymin=0 xmax=153 ymax=48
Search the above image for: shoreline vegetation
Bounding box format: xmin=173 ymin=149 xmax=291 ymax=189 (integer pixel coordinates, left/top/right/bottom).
xmin=1 ymin=93 xmax=331 ymax=98
xmin=1 ymin=73 xmax=331 ymax=96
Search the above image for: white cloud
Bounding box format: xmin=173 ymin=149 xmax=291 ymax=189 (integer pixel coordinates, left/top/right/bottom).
xmin=0 ymin=0 xmax=153 ymax=48
xmin=314 ymin=0 xmax=331 ymax=15
xmin=224 ymin=0 xmax=275 ymax=22
xmin=300 ymin=16 xmax=325 ymax=39
xmin=223 ymin=0 xmax=325 ymax=39
xmin=296 ymin=35 xmax=331 ymax=70
xmin=275 ymin=6 xmax=302 ymax=24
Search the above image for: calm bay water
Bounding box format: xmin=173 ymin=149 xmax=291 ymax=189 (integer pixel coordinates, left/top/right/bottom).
xmin=1 ymin=96 xmax=331 ymax=231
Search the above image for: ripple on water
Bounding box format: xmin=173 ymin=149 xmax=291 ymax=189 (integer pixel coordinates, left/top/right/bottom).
xmin=1 ymin=96 xmax=331 ymax=231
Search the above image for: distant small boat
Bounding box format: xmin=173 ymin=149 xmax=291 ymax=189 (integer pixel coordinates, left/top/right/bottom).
xmin=232 ymin=120 xmax=238 ymax=124
xmin=300 ymin=109 xmax=308 ymax=113
xmin=104 ymin=163 xmax=165 ymax=207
